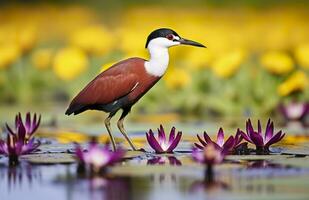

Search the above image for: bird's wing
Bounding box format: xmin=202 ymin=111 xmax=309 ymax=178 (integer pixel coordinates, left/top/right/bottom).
xmin=65 ymin=57 xmax=145 ymax=115
xmin=70 ymin=73 xmax=139 ymax=107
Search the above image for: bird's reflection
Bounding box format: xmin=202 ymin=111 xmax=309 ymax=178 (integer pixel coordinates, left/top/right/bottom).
xmin=0 ymin=162 xmax=42 ymax=190
xmin=147 ymin=156 xmax=182 ymax=166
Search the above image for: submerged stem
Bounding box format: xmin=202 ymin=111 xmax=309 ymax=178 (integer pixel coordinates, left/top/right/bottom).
xmin=9 ymin=155 xmax=19 ymax=166
xmin=205 ymin=164 xmax=214 ymax=183
xmin=256 ymin=146 xmax=269 ymax=155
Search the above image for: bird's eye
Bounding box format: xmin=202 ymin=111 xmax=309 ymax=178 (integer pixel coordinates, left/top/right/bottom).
xmin=166 ymin=34 xmax=174 ymax=40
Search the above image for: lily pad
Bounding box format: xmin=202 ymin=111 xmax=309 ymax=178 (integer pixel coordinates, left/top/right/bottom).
xmin=225 ymin=154 xmax=290 ymax=162
xmin=279 ymin=144 xmax=309 ymax=156
xmin=124 ymin=150 xmax=147 ymax=159
xmin=21 ymin=153 xmax=76 ymax=164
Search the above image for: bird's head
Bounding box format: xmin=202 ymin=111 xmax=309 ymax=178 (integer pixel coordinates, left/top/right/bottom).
xmin=145 ymin=28 xmax=206 ymax=49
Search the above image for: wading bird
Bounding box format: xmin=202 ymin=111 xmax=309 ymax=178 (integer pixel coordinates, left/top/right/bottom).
xmin=65 ymin=28 xmax=205 ymax=151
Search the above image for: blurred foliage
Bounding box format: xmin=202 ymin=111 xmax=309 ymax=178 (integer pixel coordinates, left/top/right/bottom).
xmin=0 ymin=2 xmax=308 ymax=119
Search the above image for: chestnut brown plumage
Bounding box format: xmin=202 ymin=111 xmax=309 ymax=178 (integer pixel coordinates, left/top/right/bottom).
xmin=66 ymin=28 xmax=205 ymax=151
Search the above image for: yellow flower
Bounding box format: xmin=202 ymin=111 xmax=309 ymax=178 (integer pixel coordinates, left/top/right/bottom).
xmin=17 ymin=26 xmax=37 ymax=53
xmin=0 ymin=44 xmax=21 ymax=69
xmin=53 ymin=47 xmax=88 ymax=81
xmin=278 ymin=71 xmax=308 ymax=96
xmin=70 ymin=25 xmax=114 ymax=56
xmin=185 ymin=49 xmax=213 ymax=70
xmin=164 ymin=68 xmax=191 ymax=89
xmin=295 ymin=44 xmax=309 ymax=69
xmin=260 ymin=51 xmax=294 ymax=75
xmin=31 ymin=48 xmax=53 ymax=70
xmin=212 ymin=49 xmax=245 ymax=78
xmin=99 ymin=61 xmax=116 ymax=73
xmin=0 ymin=25 xmax=37 ymax=53
xmin=117 ymin=28 xmax=148 ymax=57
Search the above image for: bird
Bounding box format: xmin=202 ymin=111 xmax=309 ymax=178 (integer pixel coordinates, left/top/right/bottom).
xmin=65 ymin=28 xmax=206 ymax=151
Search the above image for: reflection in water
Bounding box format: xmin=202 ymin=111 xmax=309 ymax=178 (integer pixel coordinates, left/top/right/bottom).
xmin=190 ymin=180 xmax=229 ymax=193
xmin=0 ymin=162 xmax=42 ymax=191
xmin=148 ymin=173 xmax=184 ymax=200
xmin=147 ymin=156 xmax=182 ymax=166
xmin=1 ymin=155 xmax=309 ymax=200
xmin=247 ymin=160 xmax=283 ymax=169
xmin=87 ymin=177 xmax=132 ymax=200
xmin=54 ymin=165 xmax=133 ymax=200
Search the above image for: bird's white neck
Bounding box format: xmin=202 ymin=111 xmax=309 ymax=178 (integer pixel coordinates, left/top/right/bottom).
xmin=144 ymin=45 xmax=169 ymax=77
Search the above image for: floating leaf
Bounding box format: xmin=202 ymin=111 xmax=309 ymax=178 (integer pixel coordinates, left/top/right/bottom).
xmin=21 ymin=153 xmax=75 ymax=164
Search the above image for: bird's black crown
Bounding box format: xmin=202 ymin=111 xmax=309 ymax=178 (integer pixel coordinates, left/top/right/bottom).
xmin=145 ymin=28 xmax=180 ymax=48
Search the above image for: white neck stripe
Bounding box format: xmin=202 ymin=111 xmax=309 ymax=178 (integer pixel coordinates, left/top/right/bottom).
xmin=144 ymin=38 xmax=173 ymax=77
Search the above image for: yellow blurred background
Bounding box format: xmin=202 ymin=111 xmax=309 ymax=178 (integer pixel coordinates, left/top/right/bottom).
xmin=0 ymin=0 xmax=308 ymax=121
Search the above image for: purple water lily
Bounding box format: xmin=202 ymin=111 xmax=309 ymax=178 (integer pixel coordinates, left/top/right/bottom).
xmin=146 ymin=125 xmax=182 ymax=153
xmin=194 ymin=128 xmax=245 ymax=154
xmin=192 ymin=144 xmax=227 ymax=182
xmin=75 ymin=141 xmax=125 ymax=173
xmin=6 ymin=112 xmax=41 ymax=142
xmin=279 ymin=102 xmax=308 ymax=122
xmin=192 ymin=144 xmax=226 ymax=165
xmin=239 ymin=119 xmax=285 ymax=154
xmin=0 ymin=126 xmax=40 ymax=165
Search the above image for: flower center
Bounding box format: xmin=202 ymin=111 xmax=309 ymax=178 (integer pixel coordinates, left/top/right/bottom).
xmin=160 ymin=141 xmax=169 ymax=151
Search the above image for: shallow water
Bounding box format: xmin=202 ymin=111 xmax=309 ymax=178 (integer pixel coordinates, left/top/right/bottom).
xmin=1 ymin=121 xmax=309 ymax=200
xmin=1 ymin=150 xmax=309 ymax=200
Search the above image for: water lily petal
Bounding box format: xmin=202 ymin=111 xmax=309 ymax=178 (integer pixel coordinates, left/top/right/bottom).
xmin=146 ymin=131 xmax=164 ymax=153
xmin=250 ymin=132 xmax=264 ymax=147
xmin=16 ymin=113 xmax=23 ymax=129
xmin=169 ymin=127 xmax=176 ymax=144
xmin=257 ymin=120 xmax=262 ymax=135
xmin=246 ymin=119 xmax=255 ymax=137
xmin=222 ymin=136 xmax=235 ymax=151
xmin=30 ymin=114 xmax=41 ymax=137
xmin=265 ymin=131 xmax=284 ymax=147
xmin=17 ymin=123 xmax=26 ymax=144
xmin=22 ymin=138 xmax=40 ymax=154
xmin=239 ymin=129 xmax=252 ymax=143
xmin=217 ymin=128 xmax=224 ymax=147
xmin=166 ymin=131 xmax=182 ymax=152
xmin=279 ymin=133 xmax=286 ymax=141
xmin=194 ymin=142 xmax=204 ymax=150
xmin=158 ymin=125 xmax=166 ymax=144
xmin=234 ymin=129 xmax=243 ymax=146
xmin=197 ymin=134 xmax=207 ymax=146
xmin=203 ymin=131 xmax=213 ymax=144
xmin=25 ymin=112 xmax=31 ymax=132
xmin=264 ymin=119 xmax=274 ymax=143
xmin=5 ymin=123 xmax=15 ymax=136
xmin=192 ymin=148 xmax=204 ymax=163
xmin=109 ymin=147 xmax=125 ymax=164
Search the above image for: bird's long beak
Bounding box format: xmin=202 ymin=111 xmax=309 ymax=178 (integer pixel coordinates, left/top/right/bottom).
xmin=178 ymin=38 xmax=206 ymax=48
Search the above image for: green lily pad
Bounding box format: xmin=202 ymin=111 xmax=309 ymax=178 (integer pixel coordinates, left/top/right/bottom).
xmin=21 ymin=153 xmax=76 ymax=164
xmin=225 ymin=154 xmax=290 ymax=162
xmin=280 ymin=144 xmax=309 ymax=156
xmin=124 ymin=150 xmax=146 ymax=159
xmin=111 ymin=165 xmax=187 ymax=176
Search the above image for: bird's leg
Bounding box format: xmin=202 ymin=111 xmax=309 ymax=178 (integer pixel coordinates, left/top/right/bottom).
xmin=117 ymin=109 xmax=137 ymax=151
xmin=104 ymin=112 xmax=117 ymax=151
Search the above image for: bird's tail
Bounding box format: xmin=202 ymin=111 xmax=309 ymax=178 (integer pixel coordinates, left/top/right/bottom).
xmin=65 ymin=107 xmax=74 ymax=115
xmin=65 ymin=104 xmax=87 ymax=115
